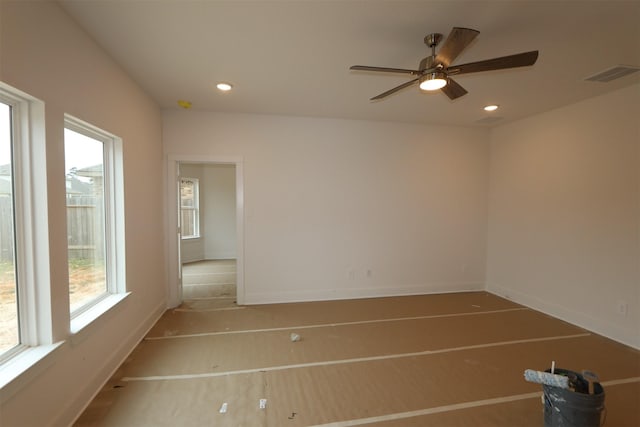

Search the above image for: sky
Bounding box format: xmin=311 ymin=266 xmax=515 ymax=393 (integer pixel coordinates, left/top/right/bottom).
xmin=0 ymin=102 xmax=103 ymax=175
xmin=63 ymin=128 xmax=103 ymax=175
xmin=0 ymin=103 xmax=10 ymax=166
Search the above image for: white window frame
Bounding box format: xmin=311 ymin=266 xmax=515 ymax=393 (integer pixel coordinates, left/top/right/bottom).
xmin=180 ymin=177 xmax=200 ymax=239
xmin=64 ymin=115 xmax=128 ymax=334
xmin=0 ymin=82 xmax=59 ymax=395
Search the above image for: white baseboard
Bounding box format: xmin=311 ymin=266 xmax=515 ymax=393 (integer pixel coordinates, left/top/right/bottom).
xmin=54 ymin=300 xmax=167 ymax=426
xmin=244 ymin=282 xmax=484 ymax=305
xmin=487 ymin=283 xmax=639 ymax=350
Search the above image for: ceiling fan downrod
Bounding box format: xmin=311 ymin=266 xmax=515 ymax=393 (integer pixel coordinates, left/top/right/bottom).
xmin=420 ymin=33 xmax=443 ymax=72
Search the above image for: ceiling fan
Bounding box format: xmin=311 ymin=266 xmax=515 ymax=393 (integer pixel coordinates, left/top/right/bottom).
xmin=350 ymin=27 xmax=538 ymax=101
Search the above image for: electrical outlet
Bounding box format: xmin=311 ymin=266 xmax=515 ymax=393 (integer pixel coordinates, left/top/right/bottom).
xmin=616 ymin=301 xmax=629 ymax=316
xmin=348 ymin=269 xmax=355 ymax=280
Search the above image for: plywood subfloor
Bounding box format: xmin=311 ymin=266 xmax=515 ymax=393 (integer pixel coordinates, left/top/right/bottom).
xmin=74 ymin=292 xmax=640 ymax=426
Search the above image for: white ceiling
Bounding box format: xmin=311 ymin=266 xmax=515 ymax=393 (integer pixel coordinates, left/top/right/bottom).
xmin=58 ymin=0 xmax=640 ymax=127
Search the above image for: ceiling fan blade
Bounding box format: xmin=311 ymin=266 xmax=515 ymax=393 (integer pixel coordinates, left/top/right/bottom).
xmin=435 ymin=27 xmax=480 ymax=67
xmin=350 ymin=65 xmax=418 ymax=75
xmin=449 ymin=50 xmax=539 ymax=75
xmin=441 ymin=78 xmax=468 ymax=100
xmin=370 ymin=78 xmax=420 ymax=100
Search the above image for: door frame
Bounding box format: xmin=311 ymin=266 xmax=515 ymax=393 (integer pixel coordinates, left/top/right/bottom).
xmin=166 ymin=154 xmax=244 ymax=307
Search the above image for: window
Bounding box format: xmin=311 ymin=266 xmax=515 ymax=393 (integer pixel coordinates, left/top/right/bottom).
xmin=180 ymin=178 xmax=200 ymax=239
xmin=0 ymin=82 xmax=51 ymax=365
xmin=64 ymin=116 xmax=126 ymax=323
xmin=0 ymin=99 xmax=18 ymax=357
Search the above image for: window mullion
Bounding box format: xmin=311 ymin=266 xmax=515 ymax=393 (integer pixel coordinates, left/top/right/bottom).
xmin=12 ymin=99 xmax=36 ymax=347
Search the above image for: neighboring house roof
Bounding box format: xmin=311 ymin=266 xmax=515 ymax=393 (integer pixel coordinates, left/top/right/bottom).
xmin=0 ymin=163 xmax=100 ymax=195
xmin=67 ymin=164 xmax=102 ymax=196
xmin=0 ymin=165 xmax=12 ymax=194
xmin=76 ymin=164 xmax=103 ymax=179
xmin=0 ymin=176 xmax=12 ymax=194
xmin=66 ymin=176 xmax=93 ymax=195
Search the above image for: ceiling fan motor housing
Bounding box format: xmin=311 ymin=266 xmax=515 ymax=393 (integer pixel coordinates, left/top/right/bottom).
xmin=419 ymin=55 xmax=437 ymax=72
xmin=424 ymin=33 xmax=443 ymax=48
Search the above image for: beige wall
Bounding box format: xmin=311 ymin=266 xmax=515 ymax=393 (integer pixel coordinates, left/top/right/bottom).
xmin=164 ymin=111 xmax=491 ymax=304
xmin=1 ymin=2 xmax=165 ymax=426
xmin=487 ymin=83 xmax=640 ymax=348
xmin=203 ymin=164 xmax=237 ymax=260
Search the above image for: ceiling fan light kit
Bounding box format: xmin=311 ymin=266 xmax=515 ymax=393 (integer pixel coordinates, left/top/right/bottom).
xmin=419 ymin=72 xmax=447 ymax=91
xmin=350 ymin=27 xmax=538 ymax=101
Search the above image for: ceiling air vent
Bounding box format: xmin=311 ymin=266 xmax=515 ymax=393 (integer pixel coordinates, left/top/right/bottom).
xmin=585 ymin=65 xmax=640 ymax=82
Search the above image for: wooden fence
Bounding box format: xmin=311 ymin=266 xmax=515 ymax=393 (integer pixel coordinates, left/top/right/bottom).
xmin=0 ymin=195 xmax=104 ymax=262
xmin=0 ymin=195 xmax=13 ymax=262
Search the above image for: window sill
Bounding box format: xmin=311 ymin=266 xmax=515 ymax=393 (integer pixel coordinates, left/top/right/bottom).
xmin=70 ymin=292 xmax=131 ymax=345
xmin=0 ymin=341 xmax=65 ymax=404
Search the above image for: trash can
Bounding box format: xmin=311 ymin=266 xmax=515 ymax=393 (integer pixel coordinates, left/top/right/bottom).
xmin=543 ymin=368 xmax=605 ymax=427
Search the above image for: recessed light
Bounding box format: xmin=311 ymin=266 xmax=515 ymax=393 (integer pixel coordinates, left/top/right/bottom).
xmin=216 ymin=82 xmax=233 ymax=92
xmin=484 ymin=104 xmax=499 ymax=112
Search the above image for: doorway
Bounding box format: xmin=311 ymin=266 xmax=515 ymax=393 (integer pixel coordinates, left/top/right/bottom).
xmin=181 ymin=259 xmax=237 ymax=309
xmin=166 ymin=155 xmax=244 ymax=308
